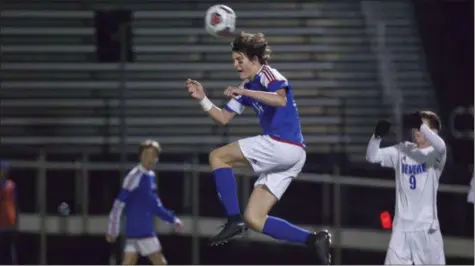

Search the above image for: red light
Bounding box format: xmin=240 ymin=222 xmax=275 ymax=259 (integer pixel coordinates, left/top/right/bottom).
xmin=380 ymin=211 xmax=392 ymax=229
xmin=210 ymin=13 xmax=222 ymax=25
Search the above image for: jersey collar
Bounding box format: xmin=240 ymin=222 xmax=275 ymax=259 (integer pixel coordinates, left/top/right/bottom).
xmin=252 ymin=65 xmax=265 ymax=81
xmin=137 ymin=164 xmax=148 ymax=173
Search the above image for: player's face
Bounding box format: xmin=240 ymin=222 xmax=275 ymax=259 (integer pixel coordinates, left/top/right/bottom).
xmin=232 ymin=52 xmax=259 ymax=80
xmin=140 ymin=147 xmax=159 ymax=169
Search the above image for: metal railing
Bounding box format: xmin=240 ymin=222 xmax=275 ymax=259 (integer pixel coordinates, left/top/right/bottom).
xmin=8 ymin=150 xmax=472 ymax=264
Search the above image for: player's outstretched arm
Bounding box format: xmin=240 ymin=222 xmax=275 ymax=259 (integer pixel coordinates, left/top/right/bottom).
xmin=406 ymin=112 xmax=446 ymax=156
xmin=151 ymin=193 xmax=178 ymax=224
xmin=107 ymin=170 xmax=141 ymax=238
xmin=419 ymin=124 xmax=446 ymax=155
xmin=420 ymin=124 xmax=446 ymax=155
xmin=366 ymin=120 xmax=398 ymax=168
xmin=186 ymin=78 xmax=235 ymax=125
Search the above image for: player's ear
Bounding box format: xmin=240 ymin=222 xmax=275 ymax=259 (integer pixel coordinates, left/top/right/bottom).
xmin=251 ymin=55 xmax=260 ymax=64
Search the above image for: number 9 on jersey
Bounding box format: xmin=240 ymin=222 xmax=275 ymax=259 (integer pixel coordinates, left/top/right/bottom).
xmin=409 ymin=175 xmax=416 ymax=190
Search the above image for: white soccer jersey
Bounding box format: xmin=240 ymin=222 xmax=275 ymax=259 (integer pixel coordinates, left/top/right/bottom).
xmin=366 ymin=124 xmax=447 ymax=232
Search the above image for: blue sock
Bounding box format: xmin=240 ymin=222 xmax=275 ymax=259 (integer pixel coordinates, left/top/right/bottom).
xmin=262 ymin=216 xmax=311 ymax=244
xmin=213 ymin=168 xmax=240 ymax=217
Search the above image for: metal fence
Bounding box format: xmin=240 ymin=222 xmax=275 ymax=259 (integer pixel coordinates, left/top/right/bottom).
xmin=8 ymin=150 xmax=473 ymax=264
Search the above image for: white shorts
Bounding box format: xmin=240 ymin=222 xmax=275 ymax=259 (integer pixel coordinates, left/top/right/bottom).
xmin=385 ymin=229 xmax=445 ymax=265
xmin=238 ymin=135 xmax=306 ymax=200
xmin=124 ymin=236 xmax=162 ymax=256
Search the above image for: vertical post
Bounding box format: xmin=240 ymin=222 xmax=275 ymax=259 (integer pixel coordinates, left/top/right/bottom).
xmin=183 ymin=155 xmax=192 ymax=212
xmin=191 ymin=153 xmax=200 ymax=264
xmin=95 ymin=9 xmax=131 ymax=264
xmin=74 ymin=156 xmax=82 ymax=230
xmin=322 ymin=175 xmax=330 ymax=225
xmin=115 ymin=19 xmax=130 ymax=266
xmin=332 ymin=164 xmax=342 ymax=265
xmin=36 ymin=151 xmax=47 ymax=264
xmin=118 ymin=21 xmax=129 ymax=196
xmin=82 ymin=153 xmax=89 ymax=233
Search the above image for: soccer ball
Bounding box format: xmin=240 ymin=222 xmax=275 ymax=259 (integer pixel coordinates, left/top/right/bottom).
xmin=204 ymin=5 xmax=236 ymax=37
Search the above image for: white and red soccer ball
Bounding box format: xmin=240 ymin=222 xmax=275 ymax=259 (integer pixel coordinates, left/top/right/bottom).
xmin=205 ymin=5 xmax=236 ymax=37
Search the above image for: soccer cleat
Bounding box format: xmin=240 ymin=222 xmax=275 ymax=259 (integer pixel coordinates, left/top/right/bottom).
xmin=311 ymin=230 xmax=332 ymax=265
xmin=209 ymin=219 xmax=247 ymax=246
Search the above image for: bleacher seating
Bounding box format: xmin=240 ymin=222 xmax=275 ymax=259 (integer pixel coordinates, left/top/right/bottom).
xmin=0 ymin=0 xmax=437 ymax=161
xmin=361 ymin=1 xmax=437 ymax=110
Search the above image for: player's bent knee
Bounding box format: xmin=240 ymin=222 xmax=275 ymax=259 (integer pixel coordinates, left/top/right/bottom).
xmin=243 ymin=210 xmax=266 ymax=232
xmin=209 ymin=148 xmax=225 ymax=169
xmin=209 ymin=142 xmax=247 ymax=169
xmin=243 ymin=186 xmax=278 ymax=232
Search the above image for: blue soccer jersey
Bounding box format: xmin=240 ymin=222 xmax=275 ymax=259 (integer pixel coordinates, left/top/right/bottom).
xmin=108 ymin=165 xmax=177 ymax=238
xmin=224 ymin=65 xmax=305 ymax=146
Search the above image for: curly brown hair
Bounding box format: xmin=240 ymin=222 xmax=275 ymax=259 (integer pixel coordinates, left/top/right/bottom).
xmin=420 ymin=110 xmax=442 ymax=131
xmin=231 ymin=31 xmax=271 ymax=65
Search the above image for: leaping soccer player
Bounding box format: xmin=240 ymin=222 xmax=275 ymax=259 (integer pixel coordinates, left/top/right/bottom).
xmin=185 ymin=32 xmax=331 ymax=264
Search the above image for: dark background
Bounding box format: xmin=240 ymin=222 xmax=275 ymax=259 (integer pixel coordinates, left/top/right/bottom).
xmin=0 ymin=0 xmax=473 ymax=264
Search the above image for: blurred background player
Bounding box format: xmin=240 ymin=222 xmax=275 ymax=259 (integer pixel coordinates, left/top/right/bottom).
xmin=0 ymin=160 xmax=18 ymax=265
xmin=467 ymin=172 xmax=474 ymax=204
xmin=106 ymin=140 xmax=184 ymax=265
xmin=185 ymin=32 xmax=331 ymax=264
xmin=366 ymin=111 xmax=446 ymax=265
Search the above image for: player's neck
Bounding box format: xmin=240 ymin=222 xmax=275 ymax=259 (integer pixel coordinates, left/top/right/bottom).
xmin=139 ymin=163 xmax=153 ymax=171
xmin=249 ymin=64 xmax=263 ymax=80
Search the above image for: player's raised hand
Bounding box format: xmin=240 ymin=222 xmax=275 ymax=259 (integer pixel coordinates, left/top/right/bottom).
xmin=174 ymin=218 xmax=185 ymax=233
xmin=224 ymin=86 xmax=246 ymax=98
xmin=374 ymin=120 xmax=391 ymax=138
xmin=405 ymin=111 xmax=423 ymax=129
xmin=185 ymin=78 xmax=205 ymax=100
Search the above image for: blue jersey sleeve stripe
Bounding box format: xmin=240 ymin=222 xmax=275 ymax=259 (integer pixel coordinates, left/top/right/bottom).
xmin=122 ymin=168 xmax=142 ymax=191
xmin=224 ymin=105 xmax=234 ymax=113
xmin=261 ymin=66 xmax=278 ymax=83
xmin=225 ymin=98 xmax=245 ymax=114
xmin=108 ymin=200 xmax=125 ymax=236
xmin=259 ymin=66 xmax=288 ymax=92
xmin=267 ymin=80 xmax=288 ymax=92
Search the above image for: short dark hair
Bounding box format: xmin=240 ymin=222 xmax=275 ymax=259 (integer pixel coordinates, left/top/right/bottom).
xmin=231 ymin=32 xmax=271 ymax=64
xmin=138 ymin=140 xmax=161 ymax=157
xmin=420 ymin=110 xmax=442 ymax=131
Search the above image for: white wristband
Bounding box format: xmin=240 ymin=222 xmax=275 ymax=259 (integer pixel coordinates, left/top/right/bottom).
xmin=199 ymin=96 xmax=214 ymax=112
